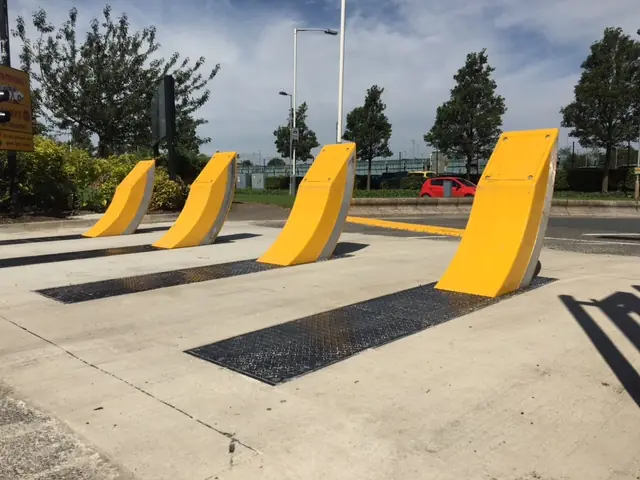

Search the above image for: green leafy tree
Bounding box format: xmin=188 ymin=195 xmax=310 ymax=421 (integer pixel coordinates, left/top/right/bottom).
xmin=273 ymin=102 xmax=319 ymax=162
xmin=13 ymin=5 xmax=220 ymax=157
xmin=424 ymin=49 xmax=506 ymax=179
xmin=560 ymin=27 xmax=640 ymax=193
xmin=267 ymin=157 xmax=285 ymax=167
xmin=342 ymin=85 xmax=393 ymax=190
xmin=239 ymin=159 xmax=252 ymax=167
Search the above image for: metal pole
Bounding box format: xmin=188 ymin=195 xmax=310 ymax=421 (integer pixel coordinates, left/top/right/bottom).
xmin=635 ymin=123 xmax=640 ymax=200
xmin=288 ymin=97 xmax=293 ymax=172
xmin=291 ymin=28 xmax=298 ymax=196
xmin=635 ymin=29 xmax=640 ymax=200
xmin=0 ymin=0 xmax=17 ymax=215
xmin=336 ymin=0 xmax=347 ymax=143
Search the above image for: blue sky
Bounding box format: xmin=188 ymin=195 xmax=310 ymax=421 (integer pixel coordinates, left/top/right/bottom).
xmin=10 ymin=0 xmax=640 ymax=161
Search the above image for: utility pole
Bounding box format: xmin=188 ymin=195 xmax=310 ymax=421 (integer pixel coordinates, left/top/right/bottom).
xmin=636 ymin=29 xmax=640 ymax=200
xmin=0 ymin=0 xmax=17 ymax=214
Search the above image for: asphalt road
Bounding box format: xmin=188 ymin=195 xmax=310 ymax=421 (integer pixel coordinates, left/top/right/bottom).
xmin=258 ymin=215 xmax=640 ymax=256
xmin=368 ymin=215 xmax=640 ymax=257
xmin=247 ymin=204 xmax=640 ymax=257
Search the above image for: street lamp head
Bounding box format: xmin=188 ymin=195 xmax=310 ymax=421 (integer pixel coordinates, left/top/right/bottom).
xmin=279 ymin=91 xmax=290 ymax=96
xmin=324 ymin=29 xmax=339 ymax=36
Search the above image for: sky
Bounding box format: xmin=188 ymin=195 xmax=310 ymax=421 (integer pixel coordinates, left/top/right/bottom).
xmin=8 ymin=0 xmax=640 ymax=162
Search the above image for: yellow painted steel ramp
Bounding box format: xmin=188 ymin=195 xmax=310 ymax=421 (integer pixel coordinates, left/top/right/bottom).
xmin=153 ymin=152 xmax=237 ymax=249
xmin=258 ymin=143 xmax=357 ymax=266
xmin=436 ymin=128 xmax=559 ymax=298
xmin=82 ymin=160 xmax=156 ymax=238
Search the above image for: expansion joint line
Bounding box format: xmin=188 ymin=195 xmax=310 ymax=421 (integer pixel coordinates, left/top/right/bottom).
xmin=0 ymin=314 xmax=260 ymax=454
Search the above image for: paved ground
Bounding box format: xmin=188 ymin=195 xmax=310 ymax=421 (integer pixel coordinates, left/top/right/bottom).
xmin=0 ymin=216 xmax=639 ymax=479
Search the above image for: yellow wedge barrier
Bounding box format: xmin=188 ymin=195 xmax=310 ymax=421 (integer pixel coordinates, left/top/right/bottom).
xmin=82 ymin=160 xmax=155 ymax=238
xmin=258 ymin=143 xmax=357 ymax=266
xmin=436 ymin=128 xmax=559 ymax=298
xmin=346 ymin=216 xmax=464 ymax=237
xmin=153 ymin=152 xmax=237 ymax=249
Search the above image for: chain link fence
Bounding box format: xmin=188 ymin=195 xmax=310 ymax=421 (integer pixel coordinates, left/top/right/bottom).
xmin=235 ymin=151 xmax=490 ymax=178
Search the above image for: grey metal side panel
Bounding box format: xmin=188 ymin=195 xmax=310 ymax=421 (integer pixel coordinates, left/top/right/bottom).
xmin=123 ymin=164 xmax=155 ymax=235
xmin=319 ymin=151 xmax=356 ymax=260
xmin=201 ymin=157 xmax=237 ymax=245
xmin=520 ymin=142 xmax=557 ymax=288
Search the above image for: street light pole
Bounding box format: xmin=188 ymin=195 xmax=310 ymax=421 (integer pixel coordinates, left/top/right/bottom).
xmin=291 ymin=27 xmax=338 ymax=195
xmin=636 ymin=29 xmax=640 ymax=200
xmin=337 ymin=0 xmax=347 ymax=143
xmin=292 ymin=28 xmax=298 ymax=195
xmin=278 ymin=91 xmax=294 ymax=192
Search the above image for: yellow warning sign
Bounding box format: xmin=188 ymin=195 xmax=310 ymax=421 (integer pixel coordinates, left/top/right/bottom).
xmin=0 ymin=66 xmax=34 ymax=152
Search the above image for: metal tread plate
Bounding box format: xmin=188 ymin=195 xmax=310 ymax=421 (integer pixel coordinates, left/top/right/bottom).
xmin=186 ymin=277 xmax=556 ymax=385
xmin=33 ymin=242 xmax=359 ymax=304
xmin=36 ymin=258 xmax=281 ymax=304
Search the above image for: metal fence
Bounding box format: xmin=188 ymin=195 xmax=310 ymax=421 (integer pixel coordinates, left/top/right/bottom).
xmin=558 ymin=145 xmax=638 ymax=170
xmin=236 ymin=154 xmax=489 ymax=178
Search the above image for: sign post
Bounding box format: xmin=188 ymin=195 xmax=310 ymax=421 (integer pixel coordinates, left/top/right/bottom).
xmin=150 ymin=75 xmax=177 ymax=180
xmin=0 ymin=0 xmax=34 ymax=215
xmin=0 ymin=66 xmax=34 ymax=151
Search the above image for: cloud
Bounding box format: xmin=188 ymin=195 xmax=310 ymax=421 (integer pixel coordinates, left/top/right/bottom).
xmin=8 ymin=0 xmax=640 ymax=161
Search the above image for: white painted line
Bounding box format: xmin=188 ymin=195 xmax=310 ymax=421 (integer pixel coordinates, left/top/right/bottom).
xmin=545 ymin=236 xmax=640 ymax=246
xmin=581 ymin=232 xmax=640 ymax=237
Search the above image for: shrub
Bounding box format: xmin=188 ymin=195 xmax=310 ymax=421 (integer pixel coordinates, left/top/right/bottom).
xmin=554 ymin=168 xmax=570 ymax=191
xmin=265 ymin=175 xmax=290 ymax=190
xmin=149 ymin=168 xmax=188 ymax=211
xmin=12 ymin=137 xmax=76 ymax=213
xmin=399 ymin=176 xmax=425 ymax=191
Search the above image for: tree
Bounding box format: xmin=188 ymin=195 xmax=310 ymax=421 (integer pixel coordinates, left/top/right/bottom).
xmin=13 ymin=5 xmax=220 ymax=157
xmin=424 ymin=49 xmax=506 ymax=179
xmin=267 ymin=158 xmax=285 ymax=167
xmin=342 ymin=85 xmax=393 ymax=190
xmin=273 ymin=102 xmax=319 ymax=162
xmin=560 ymin=27 xmax=640 ymax=193
xmin=239 ymin=159 xmax=252 ymax=167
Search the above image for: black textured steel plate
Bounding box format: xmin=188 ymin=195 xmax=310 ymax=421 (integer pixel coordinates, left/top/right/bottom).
xmin=36 ymin=258 xmax=280 ymax=303
xmin=33 ymin=241 xmax=363 ymax=304
xmin=186 ymin=277 xmax=556 ymax=385
xmin=0 ymin=226 xmax=169 ymax=247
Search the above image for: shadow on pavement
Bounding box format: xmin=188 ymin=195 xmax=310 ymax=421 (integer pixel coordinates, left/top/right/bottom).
xmin=0 ymin=225 xmax=170 ymax=247
xmin=595 ymin=235 xmax=640 ymax=242
xmin=333 ymin=242 xmax=369 ymax=256
xmin=559 ymin=288 xmax=640 ymax=408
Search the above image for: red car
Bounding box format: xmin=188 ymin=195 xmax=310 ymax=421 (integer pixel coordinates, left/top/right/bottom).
xmin=420 ymin=176 xmax=477 ymax=198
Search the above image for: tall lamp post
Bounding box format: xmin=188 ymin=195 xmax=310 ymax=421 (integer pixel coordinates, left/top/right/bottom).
xmin=635 ymin=29 xmax=640 ymax=200
xmin=336 ymin=0 xmax=347 ymax=143
xmin=279 ymin=90 xmax=294 ymax=192
xmin=292 ymin=27 xmax=338 ymax=195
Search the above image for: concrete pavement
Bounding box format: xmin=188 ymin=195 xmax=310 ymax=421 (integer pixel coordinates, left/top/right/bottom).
xmin=0 ymin=219 xmax=638 ymax=480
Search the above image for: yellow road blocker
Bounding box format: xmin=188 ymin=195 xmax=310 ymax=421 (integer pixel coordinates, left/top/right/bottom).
xmin=258 ymin=143 xmax=357 ymax=266
xmin=436 ymin=128 xmax=559 ymax=298
xmin=153 ymin=152 xmax=237 ymax=249
xmin=82 ymin=160 xmax=155 ymax=238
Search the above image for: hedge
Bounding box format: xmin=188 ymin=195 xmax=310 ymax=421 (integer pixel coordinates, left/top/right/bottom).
xmin=0 ymin=137 xmax=188 ymax=214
